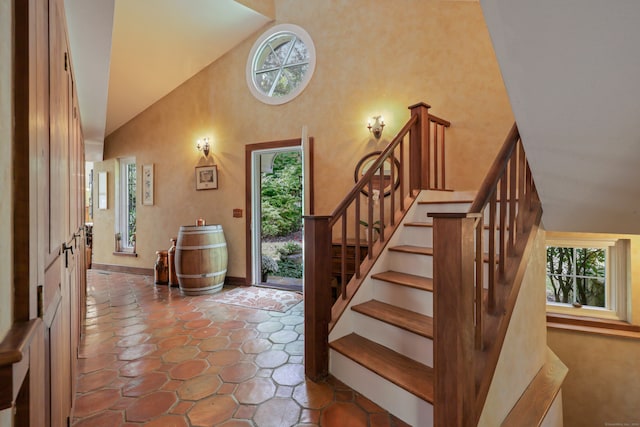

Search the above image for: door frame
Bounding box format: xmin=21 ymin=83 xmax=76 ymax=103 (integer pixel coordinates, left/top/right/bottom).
xmin=244 ymin=138 xmax=314 ymax=286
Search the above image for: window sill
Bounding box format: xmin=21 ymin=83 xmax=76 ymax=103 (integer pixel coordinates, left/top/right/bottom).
xmin=113 ymin=251 xmax=138 ymax=257
xmin=547 ymin=313 xmax=640 ymax=340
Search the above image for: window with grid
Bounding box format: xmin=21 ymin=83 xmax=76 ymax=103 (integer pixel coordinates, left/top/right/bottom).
xmin=546 ymin=237 xmax=629 ymax=320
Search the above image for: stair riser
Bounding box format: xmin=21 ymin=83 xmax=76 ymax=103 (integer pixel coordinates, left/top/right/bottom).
xmin=400 ymin=226 xmax=433 ymax=247
xmin=330 ymin=350 xmax=434 ymax=427
xmin=387 ymin=252 xmax=433 ymax=277
xmin=373 ymin=281 xmax=433 ymax=317
xmin=352 ymin=312 xmax=433 ymax=367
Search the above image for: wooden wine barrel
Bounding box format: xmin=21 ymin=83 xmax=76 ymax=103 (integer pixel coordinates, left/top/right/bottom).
xmin=175 ymin=224 xmax=228 ymax=295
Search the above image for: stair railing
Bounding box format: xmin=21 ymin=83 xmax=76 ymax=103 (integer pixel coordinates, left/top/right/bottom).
xmin=429 ymin=123 xmax=542 ymax=426
xmin=304 ymin=102 xmax=450 ymax=380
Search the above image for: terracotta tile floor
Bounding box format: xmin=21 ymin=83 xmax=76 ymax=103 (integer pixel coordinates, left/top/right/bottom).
xmin=72 ymin=270 xmax=410 ymax=427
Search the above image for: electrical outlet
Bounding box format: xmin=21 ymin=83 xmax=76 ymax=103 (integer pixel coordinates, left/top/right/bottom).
xmin=233 ymin=209 xmax=242 ymax=218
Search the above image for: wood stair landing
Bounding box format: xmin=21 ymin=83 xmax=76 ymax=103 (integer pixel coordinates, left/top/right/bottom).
xmin=371 ymin=270 xmax=434 ymax=292
xmin=352 ymin=300 xmax=433 ymax=338
xmin=329 ymin=333 xmax=434 ymax=403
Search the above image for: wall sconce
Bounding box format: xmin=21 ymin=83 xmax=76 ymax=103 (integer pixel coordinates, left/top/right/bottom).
xmin=367 ymin=115 xmax=385 ymax=139
xmin=196 ymin=137 xmax=211 ymax=157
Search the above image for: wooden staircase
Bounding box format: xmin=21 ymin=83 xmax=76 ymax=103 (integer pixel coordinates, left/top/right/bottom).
xmin=327 ymin=193 xmax=474 ymax=426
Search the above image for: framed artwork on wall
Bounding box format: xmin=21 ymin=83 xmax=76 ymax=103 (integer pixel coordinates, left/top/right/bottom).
xmin=98 ymin=171 xmax=107 ymax=209
xmin=142 ymin=164 xmax=154 ymax=205
xmin=195 ymin=165 xmax=218 ymax=190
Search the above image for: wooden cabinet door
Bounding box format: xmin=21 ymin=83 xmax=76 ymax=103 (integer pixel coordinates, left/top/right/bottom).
xmin=43 ymin=0 xmax=73 ymax=424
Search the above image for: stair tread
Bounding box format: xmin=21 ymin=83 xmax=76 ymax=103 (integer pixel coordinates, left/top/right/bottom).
xmin=352 ymin=300 xmax=433 ymax=338
xmin=417 ymin=199 xmax=473 ymax=205
xmin=329 ymin=333 xmax=434 ymax=403
xmin=404 ymin=221 xmax=433 ymax=228
xmin=371 ymin=271 xmax=433 ymax=292
xmin=388 ymin=245 xmax=433 ymax=256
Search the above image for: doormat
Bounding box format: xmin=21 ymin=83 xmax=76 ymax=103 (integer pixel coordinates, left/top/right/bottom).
xmin=207 ymin=286 xmax=303 ymax=313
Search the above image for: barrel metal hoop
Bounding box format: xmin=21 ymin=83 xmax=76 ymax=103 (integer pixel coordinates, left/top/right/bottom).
xmin=177 ymin=269 xmax=228 ymax=279
xmin=176 ymin=243 xmax=227 ymax=250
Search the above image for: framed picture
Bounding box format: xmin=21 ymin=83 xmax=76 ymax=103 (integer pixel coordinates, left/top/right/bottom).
xmin=98 ymin=171 xmax=108 ymax=209
xmin=195 ymin=165 xmax=218 ymax=190
xmin=142 ymin=164 xmax=154 ymax=205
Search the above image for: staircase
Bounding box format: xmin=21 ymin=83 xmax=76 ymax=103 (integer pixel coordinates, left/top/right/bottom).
xmin=304 ymin=106 xmax=546 ymax=426
xmin=328 ymin=191 xmax=474 ymax=426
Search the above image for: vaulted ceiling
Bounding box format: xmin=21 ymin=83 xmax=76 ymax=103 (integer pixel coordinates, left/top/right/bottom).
xmin=481 ymin=0 xmax=640 ymax=234
xmin=64 ymin=0 xmax=272 ymax=161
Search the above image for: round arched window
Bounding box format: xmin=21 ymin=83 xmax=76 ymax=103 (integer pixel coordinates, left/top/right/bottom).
xmin=246 ymin=24 xmax=316 ymax=105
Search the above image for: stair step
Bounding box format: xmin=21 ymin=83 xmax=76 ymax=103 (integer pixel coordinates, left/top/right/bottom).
xmin=418 ymin=199 xmax=473 ymax=205
xmin=404 ymin=221 xmax=433 ymax=228
xmin=352 ymin=300 xmax=433 ymax=338
xmin=388 ymin=245 xmax=433 ymax=256
xmin=371 ymin=271 xmax=433 ymax=292
xmin=329 ymin=333 xmax=434 ymax=403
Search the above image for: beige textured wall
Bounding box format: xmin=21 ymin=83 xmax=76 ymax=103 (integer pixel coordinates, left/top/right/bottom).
xmin=548 ymin=330 xmax=640 ymax=427
xmin=478 ymin=227 xmax=549 ymax=426
xmin=96 ymin=0 xmax=513 ymax=277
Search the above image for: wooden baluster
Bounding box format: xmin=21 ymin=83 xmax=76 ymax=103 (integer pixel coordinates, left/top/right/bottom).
xmin=368 ymin=181 xmax=373 ymax=258
xmin=488 ymin=193 xmax=497 ymax=313
xmin=399 ymin=139 xmax=405 ymax=211
xmin=355 ymin=195 xmax=361 ymax=279
xmin=475 ymin=215 xmax=484 ymax=350
xmin=390 ymin=150 xmax=396 ymax=225
xmin=433 ymin=122 xmax=439 ymax=189
xmin=341 ymin=213 xmax=347 ymax=299
xmin=517 ymin=142 xmax=526 ymax=233
xmin=379 ymin=165 xmax=385 ymax=242
xmin=499 ymin=176 xmax=507 ymax=277
xmin=303 ymin=215 xmax=332 ymax=380
xmin=441 ymin=124 xmax=446 ymax=190
xmin=509 ymin=152 xmax=517 ymax=252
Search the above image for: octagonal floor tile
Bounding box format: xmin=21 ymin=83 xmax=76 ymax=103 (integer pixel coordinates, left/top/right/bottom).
xmin=188 ymin=395 xmax=237 ymax=427
xmin=125 ymin=391 xmax=177 ymax=422
xmin=268 ymin=330 xmax=298 ymax=344
xmin=177 ymin=374 xmax=221 ymax=400
xmin=162 ymin=346 xmax=199 ymax=363
xmin=253 ymin=398 xmax=301 ymax=427
xmin=220 ymin=362 xmax=258 ymax=383
xmin=234 ymin=377 xmax=276 ymax=404
xmin=293 ymin=380 xmax=335 ymax=409
xmin=272 ymin=364 xmax=305 ymax=387
xmin=122 ymin=372 xmax=168 ymax=397
xmin=169 ymin=359 xmax=209 ymax=380
xmin=320 ymin=401 xmax=368 ymax=426
xmin=255 ymin=350 xmax=289 ymax=369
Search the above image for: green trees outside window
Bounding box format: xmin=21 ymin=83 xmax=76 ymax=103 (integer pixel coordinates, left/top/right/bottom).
xmin=546 ymin=246 xmax=606 ymax=308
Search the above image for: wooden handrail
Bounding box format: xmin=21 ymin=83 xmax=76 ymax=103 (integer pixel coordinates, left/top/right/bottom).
xmin=469 ymin=123 xmax=519 ymax=213
xmin=304 ymin=101 xmax=451 ymax=381
xmin=430 ymin=123 xmax=542 ymax=426
xmin=0 ymin=318 xmax=43 ymax=410
xmin=329 ymin=114 xmax=418 ymax=225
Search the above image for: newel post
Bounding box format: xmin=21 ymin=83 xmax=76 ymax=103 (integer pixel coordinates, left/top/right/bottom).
xmin=431 ymin=214 xmax=476 ymax=427
xmin=409 ymin=102 xmax=431 ymax=191
xmin=303 ymin=215 xmax=332 ymax=381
